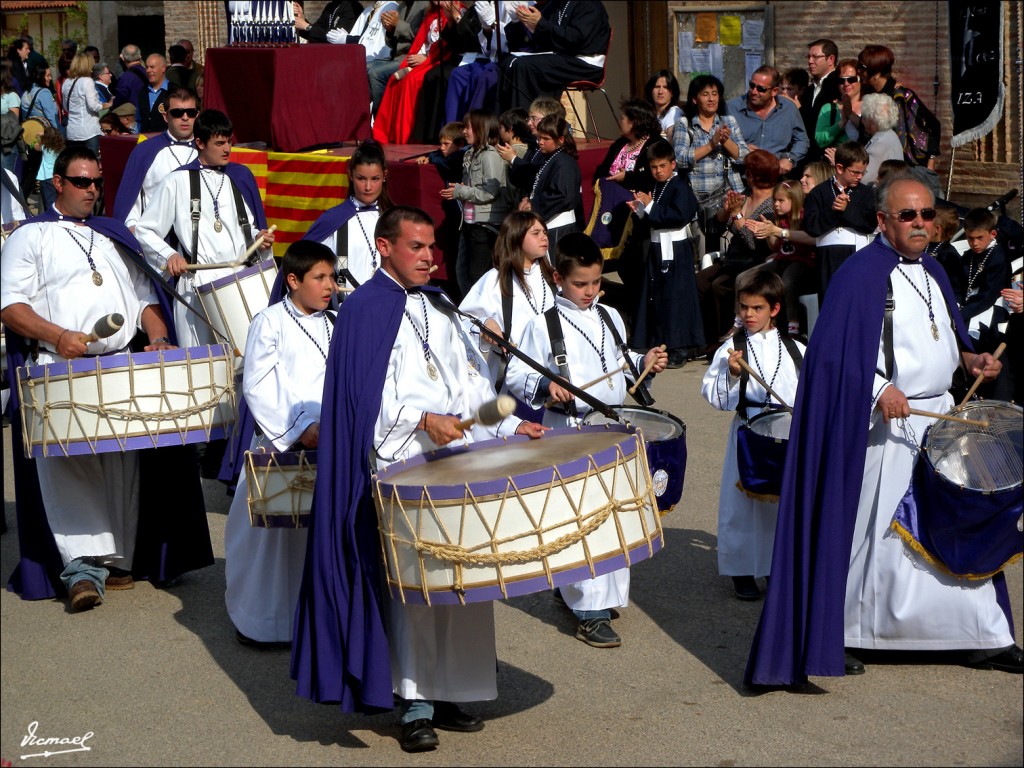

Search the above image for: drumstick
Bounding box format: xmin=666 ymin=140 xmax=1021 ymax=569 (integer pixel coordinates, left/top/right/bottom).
xmin=428 ymin=264 xmax=439 ymax=274
xmin=907 ymin=409 xmax=989 ymax=429
xmin=956 ymin=342 xmax=1006 ymax=410
xmin=629 ymin=345 xmax=665 ymax=394
xmin=83 ymin=313 xmax=124 ymax=343
xmin=736 ymin=356 xmax=793 ymax=412
xmin=454 ymin=395 xmax=516 ymax=431
xmin=543 ymin=363 xmax=628 ymax=408
xmin=182 ymin=224 xmax=279 ymax=271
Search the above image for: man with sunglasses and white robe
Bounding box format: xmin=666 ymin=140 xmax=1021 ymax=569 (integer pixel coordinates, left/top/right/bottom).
xmin=745 ymin=177 xmax=1020 ymax=687
xmin=112 ymin=86 xmax=199 ymax=231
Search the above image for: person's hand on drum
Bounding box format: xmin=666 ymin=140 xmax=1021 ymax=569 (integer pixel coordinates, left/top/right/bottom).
xmin=876 ymin=384 xmax=909 ymax=423
xmin=726 ymin=348 xmax=744 ymax=377
xmin=166 ymin=253 xmax=188 ymax=277
xmin=963 ymin=351 xmax=1002 ymax=382
xmin=418 ymin=411 xmax=464 ymax=446
xmin=643 ymin=346 xmax=668 ymax=373
xmin=144 ymin=338 xmax=176 ymax=352
xmin=298 ymin=423 xmax=319 ymax=449
xmin=515 ymin=421 xmax=548 ymax=439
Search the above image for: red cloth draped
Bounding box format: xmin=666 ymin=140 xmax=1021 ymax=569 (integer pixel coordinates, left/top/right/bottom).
xmin=372 ymin=6 xmax=455 ymax=144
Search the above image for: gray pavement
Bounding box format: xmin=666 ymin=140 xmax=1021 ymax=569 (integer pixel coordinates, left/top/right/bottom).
xmin=2 ymin=360 xmax=1022 ymax=767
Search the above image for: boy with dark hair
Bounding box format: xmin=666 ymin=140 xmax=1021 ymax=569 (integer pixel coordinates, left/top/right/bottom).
xmin=958 ymin=207 xmax=1011 ymax=345
xmin=701 ymin=270 xmax=804 ymax=600
xmin=506 ymin=232 xmax=667 ymax=647
xmin=803 ymin=141 xmax=876 ymax=302
xmin=628 ymin=138 xmax=703 ymax=368
xmin=224 ymin=241 xmax=336 ymax=647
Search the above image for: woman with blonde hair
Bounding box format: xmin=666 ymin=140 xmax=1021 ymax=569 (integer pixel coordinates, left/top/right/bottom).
xmin=62 ymin=52 xmax=109 ymax=155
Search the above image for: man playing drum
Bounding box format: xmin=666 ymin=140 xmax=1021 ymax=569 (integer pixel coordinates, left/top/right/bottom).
xmin=112 ymin=85 xmax=200 ymax=231
xmin=290 ymin=206 xmax=545 ymax=753
xmin=0 ymin=147 xmax=213 ymax=611
xmin=134 ymin=109 xmax=275 ymax=348
xmin=745 ymin=177 xmax=1021 ymax=686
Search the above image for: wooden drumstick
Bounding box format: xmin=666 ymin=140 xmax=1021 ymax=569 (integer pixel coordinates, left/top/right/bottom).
xmin=736 ymin=355 xmax=793 ymax=412
xmin=543 ymin=363 xmax=628 ymax=408
xmin=183 ymin=225 xmax=279 ymax=271
xmin=956 ymin=342 xmax=1006 ymax=410
xmin=906 ymin=409 xmax=989 ymax=429
xmin=428 ymin=264 xmax=439 ymax=274
xmin=629 ymin=344 xmax=665 ymax=394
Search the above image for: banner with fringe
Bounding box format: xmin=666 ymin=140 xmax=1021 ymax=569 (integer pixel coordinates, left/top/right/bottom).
xmin=948 ymin=0 xmax=1005 ymax=148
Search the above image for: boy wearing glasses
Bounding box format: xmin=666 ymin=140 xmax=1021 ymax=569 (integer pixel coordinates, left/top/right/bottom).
xmin=113 ymin=86 xmax=200 ymax=230
xmin=802 ymin=142 xmax=876 ymax=302
xmin=134 ymin=109 xmax=274 ymax=348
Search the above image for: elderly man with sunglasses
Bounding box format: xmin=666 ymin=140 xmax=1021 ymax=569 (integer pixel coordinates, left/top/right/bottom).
xmin=1 ymin=146 xmax=214 ymax=612
xmin=113 ymin=86 xmax=199 ymax=231
xmin=745 ymin=176 xmax=1021 ymax=687
xmin=727 ymin=65 xmax=808 ymax=176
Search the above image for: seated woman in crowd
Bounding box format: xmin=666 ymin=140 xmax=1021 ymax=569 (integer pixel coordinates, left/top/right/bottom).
xmin=644 ymin=69 xmax=683 ymax=141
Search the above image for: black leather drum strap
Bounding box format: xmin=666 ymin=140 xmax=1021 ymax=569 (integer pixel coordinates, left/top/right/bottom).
xmin=544 ymin=305 xmax=577 ymax=418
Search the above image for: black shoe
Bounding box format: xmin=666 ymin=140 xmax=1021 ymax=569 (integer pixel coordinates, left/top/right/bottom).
xmin=400 ymin=719 xmax=439 ymax=752
xmin=575 ymin=618 xmax=621 ymax=648
xmin=432 ymin=701 xmax=484 ymax=733
xmin=844 ymin=651 xmax=865 ymax=675
xmin=732 ymin=576 xmax=761 ymax=601
xmin=235 ymin=629 xmax=291 ymax=650
xmin=967 ymin=644 xmax=1024 ymax=673
xmin=552 ymin=587 xmax=566 ymax=606
xmin=666 ymin=350 xmax=687 ymax=369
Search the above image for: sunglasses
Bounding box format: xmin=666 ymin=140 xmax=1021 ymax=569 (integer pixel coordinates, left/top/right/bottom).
xmin=62 ymin=175 xmax=103 ymax=189
xmin=838 ymin=75 xmax=859 ymax=84
xmin=168 ymin=108 xmax=199 ymax=118
xmin=886 ymin=208 xmax=938 ymax=223
xmin=748 ymin=82 xmax=770 ymax=93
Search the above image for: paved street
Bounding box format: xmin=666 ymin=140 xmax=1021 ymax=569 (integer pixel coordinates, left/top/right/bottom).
xmin=1 ymin=359 xmax=1021 ymax=767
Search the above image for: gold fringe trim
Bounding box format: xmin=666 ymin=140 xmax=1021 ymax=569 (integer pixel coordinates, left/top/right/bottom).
xmin=889 ymin=520 xmax=1022 ymax=581
xmin=584 ymin=180 xmax=635 ymax=261
xmin=735 ymin=480 xmax=779 ymax=503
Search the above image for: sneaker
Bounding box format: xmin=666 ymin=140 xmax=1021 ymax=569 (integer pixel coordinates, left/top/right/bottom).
xmin=666 ymin=349 xmax=687 ymax=369
xmin=575 ymin=618 xmax=622 ymax=648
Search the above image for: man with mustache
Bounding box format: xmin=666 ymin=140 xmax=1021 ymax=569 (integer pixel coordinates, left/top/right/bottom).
xmin=745 ymin=177 xmax=1021 ymax=686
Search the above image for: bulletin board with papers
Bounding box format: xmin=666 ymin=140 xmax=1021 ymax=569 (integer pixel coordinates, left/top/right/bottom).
xmin=670 ymin=5 xmax=774 ymax=104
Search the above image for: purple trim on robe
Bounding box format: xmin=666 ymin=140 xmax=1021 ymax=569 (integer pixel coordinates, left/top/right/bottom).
xmin=290 ymin=271 xmax=448 ymax=712
xmin=112 ymin=133 xmax=191 ymax=221
xmin=743 ymin=236 xmax=985 ymax=687
xmin=302 ymin=197 xmax=357 ymax=245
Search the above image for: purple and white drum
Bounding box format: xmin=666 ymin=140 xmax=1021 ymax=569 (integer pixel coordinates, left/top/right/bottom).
xmin=195 ymin=259 xmax=278 ymax=357
xmin=246 ymin=449 xmax=316 ymax=529
xmin=16 ymin=344 xmax=236 ymax=458
xmin=373 ymin=425 xmax=664 ymax=606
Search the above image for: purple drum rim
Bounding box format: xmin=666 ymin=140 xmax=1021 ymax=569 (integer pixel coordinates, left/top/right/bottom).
xmin=195 ymin=259 xmax=277 ymax=294
xmin=375 ymin=425 xmax=642 ymax=502
xmin=248 ymin=449 xmax=318 ymax=468
xmin=375 ymin=425 xmax=665 ymax=605
xmin=19 ymin=344 xmax=234 ymax=457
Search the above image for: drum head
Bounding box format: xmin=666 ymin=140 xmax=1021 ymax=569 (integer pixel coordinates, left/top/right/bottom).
xmin=925 ymin=401 xmax=1023 ymax=491
xmin=747 ymin=410 xmax=792 ymax=440
xmin=582 ymin=406 xmax=684 ymax=442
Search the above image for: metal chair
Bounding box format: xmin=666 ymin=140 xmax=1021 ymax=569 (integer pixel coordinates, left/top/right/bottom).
xmin=561 ymin=29 xmax=615 ymax=142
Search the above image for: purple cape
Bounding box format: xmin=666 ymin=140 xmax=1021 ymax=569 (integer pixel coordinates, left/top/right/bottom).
xmin=290 ymin=271 xmax=447 ymax=712
xmin=173 ymin=160 xmax=268 ymax=231
xmin=302 ymin=197 xmax=358 ymax=245
xmin=4 ymin=213 xmax=213 ymax=599
xmin=743 ymin=235 xmax=981 ymax=686
xmin=112 ymin=133 xmax=195 ymax=221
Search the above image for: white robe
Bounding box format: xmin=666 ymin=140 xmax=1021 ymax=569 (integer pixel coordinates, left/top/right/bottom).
xmin=224 ymin=298 xmax=329 ymax=642
xmin=458 ymin=262 xmax=554 ymax=387
xmin=315 ymin=207 xmax=381 ymax=288
xmin=134 ymin=166 xmax=270 ymax=348
xmin=845 ymin=261 xmax=1014 ymax=650
xmin=0 ymin=217 xmax=160 ymax=568
xmin=505 ymin=296 xmax=643 ymax=613
xmin=375 ymin=272 xmax=520 ymax=703
xmin=700 ymin=328 xmax=804 ymax=576
xmin=123 ymin=135 xmax=198 ymax=229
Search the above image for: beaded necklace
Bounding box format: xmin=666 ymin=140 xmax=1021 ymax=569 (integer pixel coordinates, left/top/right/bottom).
xmin=200 ymin=167 xmax=227 ymax=233
xmin=558 ymin=307 xmax=614 ymax=388
xmin=529 ymin=147 xmax=563 ymax=200
xmin=64 ymin=227 xmax=103 ymax=286
xmin=895 ymin=264 xmax=940 ymax=341
xmin=963 ymin=242 xmax=995 ymax=306
xmin=285 ymin=300 xmax=332 ymax=361
xmin=745 ymin=329 xmax=782 ymax=408
xmin=403 ymin=291 xmax=438 ymax=380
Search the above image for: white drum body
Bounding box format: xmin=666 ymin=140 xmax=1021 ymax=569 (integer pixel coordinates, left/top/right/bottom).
xmin=16 ymin=344 xmax=236 ymax=458
xmin=246 ymin=449 xmax=316 ymax=529
xmin=195 ymin=259 xmax=278 ymax=357
xmin=374 ymin=426 xmax=664 ymax=605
